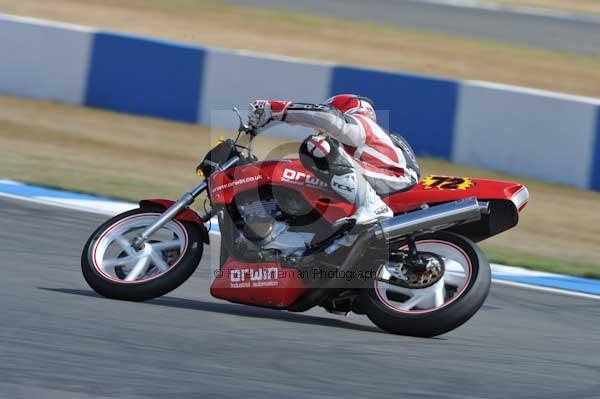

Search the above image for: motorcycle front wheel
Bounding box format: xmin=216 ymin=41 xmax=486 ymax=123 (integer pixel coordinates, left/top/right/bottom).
xmin=81 ymin=209 xmax=204 ymax=302
xmin=361 ymin=232 xmax=491 ymax=337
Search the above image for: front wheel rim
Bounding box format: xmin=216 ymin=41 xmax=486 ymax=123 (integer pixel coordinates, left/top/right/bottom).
xmin=91 ymin=213 xmax=189 ymax=284
xmin=374 ymin=240 xmax=473 ymax=314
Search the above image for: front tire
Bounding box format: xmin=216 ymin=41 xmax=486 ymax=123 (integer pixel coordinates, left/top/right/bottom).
xmin=81 ymin=209 xmax=204 ymax=302
xmin=362 ymin=232 xmax=491 ymax=337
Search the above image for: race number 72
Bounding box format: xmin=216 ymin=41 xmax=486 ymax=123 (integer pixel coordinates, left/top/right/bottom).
xmin=422 ymin=175 xmax=474 ymax=190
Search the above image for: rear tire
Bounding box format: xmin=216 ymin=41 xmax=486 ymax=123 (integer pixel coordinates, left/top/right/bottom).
xmin=362 ymin=232 xmax=490 ymax=337
xmin=81 ymin=209 xmax=204 ymax=302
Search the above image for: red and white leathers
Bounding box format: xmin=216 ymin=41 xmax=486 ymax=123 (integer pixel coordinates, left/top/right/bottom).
xmin=248 ymin=98 xmax=420 ymax=225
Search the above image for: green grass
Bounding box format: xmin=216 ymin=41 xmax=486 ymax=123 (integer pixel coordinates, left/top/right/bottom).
xmin=482 ymin=248 xmax=600 ymax=278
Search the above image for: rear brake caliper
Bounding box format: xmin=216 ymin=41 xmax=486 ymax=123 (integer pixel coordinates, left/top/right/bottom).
xmin=384 ymin=238 xmax=445 ymax=289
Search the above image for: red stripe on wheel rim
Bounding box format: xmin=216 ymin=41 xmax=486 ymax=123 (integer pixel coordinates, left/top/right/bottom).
xmin=374 ymin=240 xmax=473 ymax=314
xmin=91 ymin=213 xmax=189 ymax=284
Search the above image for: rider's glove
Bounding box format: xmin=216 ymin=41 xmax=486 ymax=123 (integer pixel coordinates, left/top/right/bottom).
xmin=248 ymin=100 xmax=291 ymax=129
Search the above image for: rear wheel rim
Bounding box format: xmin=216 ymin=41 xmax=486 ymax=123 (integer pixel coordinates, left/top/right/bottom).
xmin=91 ymin=213 xmax=188 ymax=284
xmin=374 ymin=240 xmax=472 ymax=314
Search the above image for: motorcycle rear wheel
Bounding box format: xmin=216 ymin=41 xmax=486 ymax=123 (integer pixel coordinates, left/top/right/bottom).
xmin=81 ymin=208 xmax=204 ymax=301
xmin=362 ymin=232 xmax=490 ymax=337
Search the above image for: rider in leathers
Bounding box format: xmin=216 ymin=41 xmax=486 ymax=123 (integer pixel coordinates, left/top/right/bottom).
xmin=248 ymin=94 xmax=420 ymax=226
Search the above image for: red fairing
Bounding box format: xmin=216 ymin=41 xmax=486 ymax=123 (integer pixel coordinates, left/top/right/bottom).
xmin=209 ymin=159 xmax=355 ymax=224
xmin=385 ymin=176 xmax=529 ymax=213
xmin=209 ymin=160 xmax=528 ymax=223
xmin=210 ymin=258 xmax=311 ymax=308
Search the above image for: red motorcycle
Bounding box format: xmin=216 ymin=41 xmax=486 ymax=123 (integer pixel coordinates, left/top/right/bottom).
xmin=82 ymin=109 xmax=529 ymax=337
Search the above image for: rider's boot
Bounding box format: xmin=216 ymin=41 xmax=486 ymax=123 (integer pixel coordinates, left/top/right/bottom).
xmin=331 ymin=171 xmax=393 ymax=227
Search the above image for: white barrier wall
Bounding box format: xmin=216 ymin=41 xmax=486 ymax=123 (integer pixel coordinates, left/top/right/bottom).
xmin=453 ymin=81 xmax=600 ymax=188
xmin=1 ymin=14 xmax=599 ymax=191
xmin=198 ymin=48 xmax=333 ymax=139
xmin=0 ymin=15 xmax=93 ymax=105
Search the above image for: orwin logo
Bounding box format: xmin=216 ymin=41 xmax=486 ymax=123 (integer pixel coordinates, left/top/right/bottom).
xmin=229 ymin=267 xmax=279 ymax=288
xmin=282 ymin=168 xmax=328 ymax=188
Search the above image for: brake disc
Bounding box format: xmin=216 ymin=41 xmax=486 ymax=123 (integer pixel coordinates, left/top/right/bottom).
xmin=383 ymin=252 xmax=445 ymax=289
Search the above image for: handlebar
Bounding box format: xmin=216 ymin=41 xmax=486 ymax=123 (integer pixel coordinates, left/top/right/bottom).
xmin=232 ymin=107 xmax=258 ymax=137
xmin=242 ymin=126 xmax=258 ymax=137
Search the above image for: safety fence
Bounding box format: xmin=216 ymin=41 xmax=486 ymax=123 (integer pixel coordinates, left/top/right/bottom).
xmin=2 ymin=14 xmax=599 ymax=190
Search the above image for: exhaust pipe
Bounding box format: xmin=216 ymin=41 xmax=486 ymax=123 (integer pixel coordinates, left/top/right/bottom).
xmin=374 ymin=197 xmax=488 ymax=241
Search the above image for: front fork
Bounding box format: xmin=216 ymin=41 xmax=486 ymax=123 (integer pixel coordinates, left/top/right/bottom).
xmin=131 ymin=156 xmax=241 ymax=250
xmin=131 ymin=180 xmax=208 ymax=250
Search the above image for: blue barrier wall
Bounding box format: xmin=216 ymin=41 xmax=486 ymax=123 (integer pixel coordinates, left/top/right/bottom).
xmin=86 ymin=32 xmax=205 ymax=123
xmin=330 ymin=66 xmax=458 ymax=159
xmin=2 ymin=14 xmax=600 ymax=191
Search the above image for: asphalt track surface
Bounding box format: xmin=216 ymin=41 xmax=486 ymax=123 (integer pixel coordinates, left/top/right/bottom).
xmin=223 ymin=0 xmax=600 ymax=56
xmin=1 ymin=196 xmax=599 ymax=399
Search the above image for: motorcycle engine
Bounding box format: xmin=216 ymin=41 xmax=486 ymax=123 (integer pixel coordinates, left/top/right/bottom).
xmin=238 ymin=199 xmax=279 ymax=242
xmin=234 ymin=192 xmax=317 ymax=257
